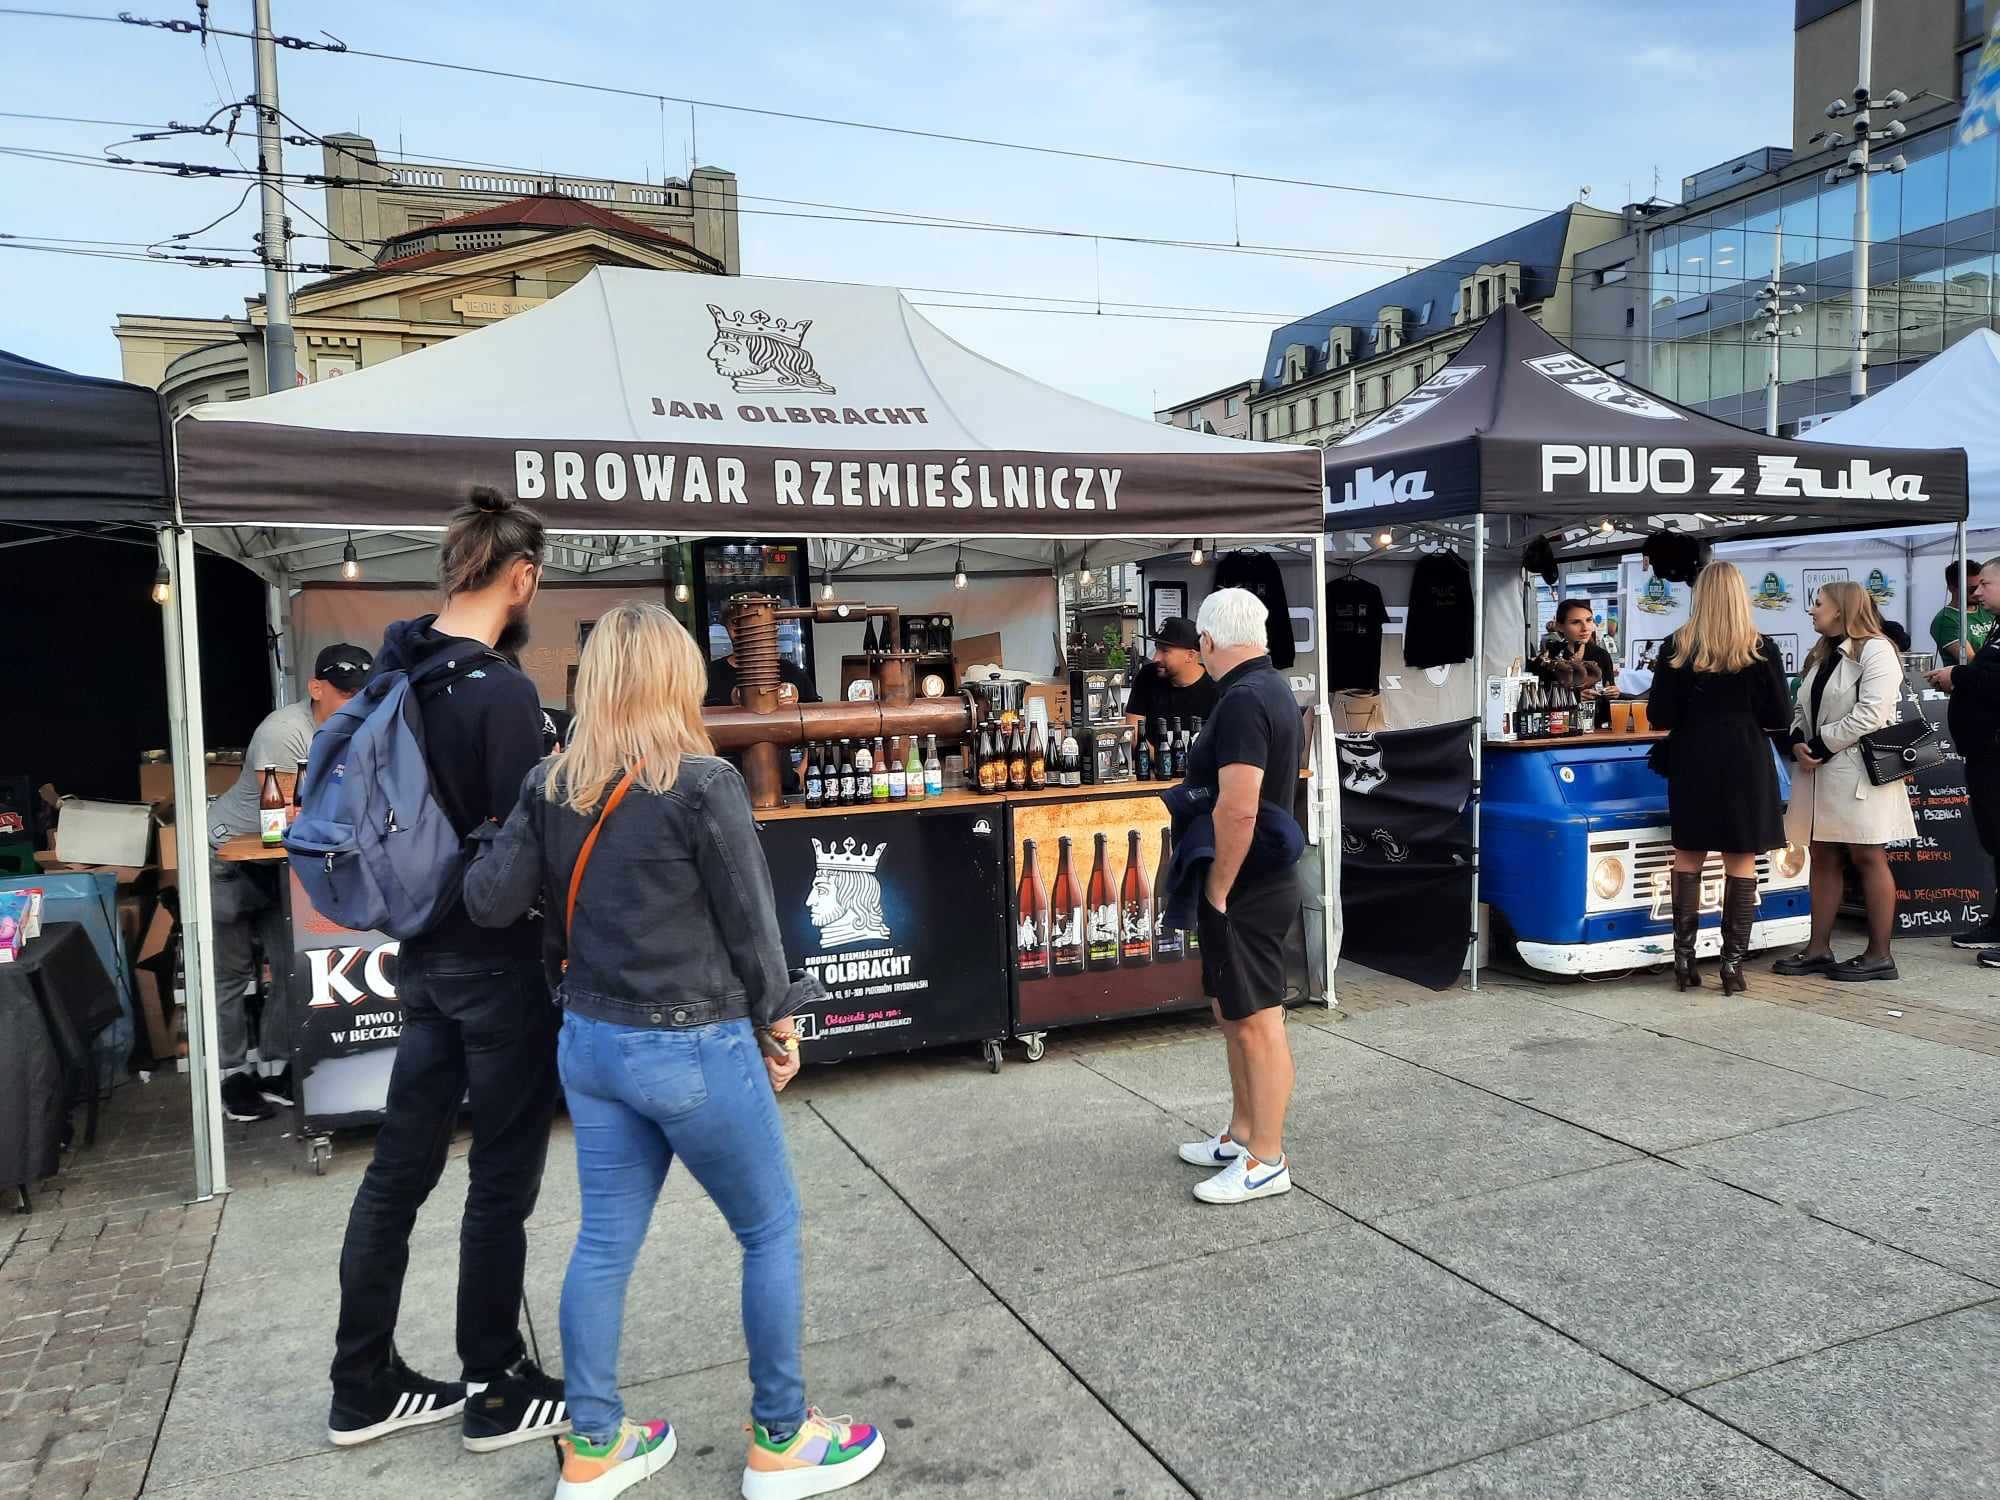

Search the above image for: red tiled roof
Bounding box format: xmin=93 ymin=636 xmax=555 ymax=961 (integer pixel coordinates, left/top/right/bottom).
xmin=378 ymin=193 xmax=703 ymax=263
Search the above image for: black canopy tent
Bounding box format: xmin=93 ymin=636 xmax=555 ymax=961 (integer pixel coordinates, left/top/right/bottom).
xmin=0 ymin=350 xmax=174 ymax=529
xmin=1318 ymin=306 xmax=1971 ymax=990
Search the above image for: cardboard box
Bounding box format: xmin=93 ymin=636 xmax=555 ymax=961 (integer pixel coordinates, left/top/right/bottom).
xmin=1023 ymin=681 xmax=1071 ymax=728
xmin=950 ymin=631 xmax=1005 ymax=680
xmin=56 ymin=798 xmax=155 ymax=869
xmin=139 ymin=760 xmax=239 ymax=805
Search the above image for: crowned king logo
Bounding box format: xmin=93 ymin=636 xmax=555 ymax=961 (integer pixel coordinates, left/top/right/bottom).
xmin=705 ymin=304 xmax=836 ymax=394
xmin=806 ymin=836 xmax=891 ymax=948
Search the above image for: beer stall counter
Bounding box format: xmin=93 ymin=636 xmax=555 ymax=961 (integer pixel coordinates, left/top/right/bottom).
xmin=161 ymin=267 xmax=1329 ymax=1190
xmin=1320 ymin=308 xmax=1968 ymax=983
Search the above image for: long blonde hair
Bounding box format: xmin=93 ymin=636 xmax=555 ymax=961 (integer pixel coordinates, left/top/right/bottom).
xmin=545 ymin=601 xmax=712 ymax=814
xmin=1802 ymin=579 xmax=1887 ymax=672
xmin=1669 ymin=561 xmax=1766 ymax=674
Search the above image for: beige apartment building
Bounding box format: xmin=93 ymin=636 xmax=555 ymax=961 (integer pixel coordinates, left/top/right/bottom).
xmin=114 ymin=134 xmax=740 ymax=417
xmin=1153 ymin=378 xmax=1255 ymax=437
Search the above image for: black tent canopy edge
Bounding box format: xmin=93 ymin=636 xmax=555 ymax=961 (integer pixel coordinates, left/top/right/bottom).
xmin=0 ymin=350 xmax=173 ymax=527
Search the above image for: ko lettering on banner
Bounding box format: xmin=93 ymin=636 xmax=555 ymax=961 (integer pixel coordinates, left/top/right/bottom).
xmin=285 ymin=866 xmax=401 ymax=1132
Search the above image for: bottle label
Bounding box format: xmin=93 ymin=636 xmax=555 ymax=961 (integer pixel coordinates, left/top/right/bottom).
xmin=259 ymin=807 xmax=286 ymax=845
xmin=889 ymin=769 xmax=907 ymax=797
xmin=1050 ymin=910 xmax=1084 ymax=970
xmin=1121 ymin=901 xmax=1151 ymax=962
xmin=839 ymin=774 xmax=856 ymax=802
xmin=924 ymin=769 xmax=943 ymax=795
xmin=1016 ymin=911 xmax=1049 ymax=974
xmin=1086 ymin=903 xmax=1120 ymax=965
xmin=1152 ymin=911 xmax=1185 ymax=962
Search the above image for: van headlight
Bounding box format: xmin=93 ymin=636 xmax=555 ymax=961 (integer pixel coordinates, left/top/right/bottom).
xmin=1590 ymin=854 xmax=1626 ymax=902
xmin=1776 ymin=843 xmax=1808 ymax=879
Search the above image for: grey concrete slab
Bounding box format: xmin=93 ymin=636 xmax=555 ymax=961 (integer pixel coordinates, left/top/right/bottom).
xmin=1317 ymin=993 xmax=1629 ymax=1073
xmin=1020 ymin=1225 xmax=1654 ymax=1499
xmin=1669 ymin=1102 xmax=2000 ymax=1283
xmin=804 ymin=1052 xmax=1168 ymax=1167
xmin=1366 ymin=1400 xmax=1845 ymax=1499
xmin=1493 ymin=983 xmax=1784 ymax=1033
xmin=1913 ymin=1078 xmax=2000 ymax=1128
xmin=1080 ymin=1026 xmax=1643 ymax=1221
xmin=1382 ymin=1159 xmax=1991 ymax=1391
xmin=1691 ymin=1304 xmax=2000 ymax=1500
xmin=151 ymin=1110 xmax=989 ymax=1490
xmin=1663 ymin=1007 xmax=2000 ymax=1100
xmin=1414 ymin=1026 xmax=1876 ymax=1153
xmin=876 ymin=1109 xmax=1347 ymax=1299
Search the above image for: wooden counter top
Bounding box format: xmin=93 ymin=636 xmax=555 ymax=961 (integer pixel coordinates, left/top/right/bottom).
xmin=753 ymin=780 xmax=1174 ymax=821
xmin=217 ymin=834 xmax=289 ymax=863
xmin=1485 ymin=730 xmax=1667 ymax=750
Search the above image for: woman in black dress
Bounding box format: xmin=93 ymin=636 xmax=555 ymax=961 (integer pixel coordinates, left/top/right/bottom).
xmin=1646 ymin=562 xmax=1792 ymax=993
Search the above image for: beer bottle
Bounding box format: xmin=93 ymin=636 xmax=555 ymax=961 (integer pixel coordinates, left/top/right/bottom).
xmin=1026 ymin=719 xmax=1048 ymax=790
xmin=839 ymin=739 xmax=859 ymax=805
xmin=1151 ymin=826 xmax=1184 ymax=962
xmin=888 ymin=736 xmax=908 ymax=800
xmin=1007 ymin=720 xmax=1029 ymax=791
xmin=1120 ymin=828 xmax=1151 ymax=966
xmin=1085 ymin=831 xmax=1119 ymax=970
xmin=1016 ymin=837 xmax=1050 ymax=979
xmin=1134 ymin=730 xmax=1154 ymax=781
xmin=924 ymin=734 xmax=943 ymax=798
xmin=805 ymin=742 xmax=824 ymax=807
xmin=905 ymin=736 xmax=925 ymax=800
xmin=257 ymin=764 xmax=285 ymax=846
xmin=1548 ymin=685 xmax=1570 ymax=738
xmin=291 ymin=758 xmax=308 ymax=824
xmin=861 ymin=616 xmax=880 ymax=655
xmin=1050 ymin=835 xmax=1084 ymax=975
xmin=872 ymin=735 xmax=891 ymax=801
xmin=1062 ymin=723 xmax=1081 ymax=787
xmin=1155 ymin=716 xmax=1174 ymax=779
xmin=977 ymin=723 xmax=1002 ymax=795
xmin=1174 ymin=716 xmax=1190 ymax=768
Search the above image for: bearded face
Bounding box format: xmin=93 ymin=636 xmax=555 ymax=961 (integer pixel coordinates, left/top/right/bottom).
xmin=707 ymin=333 xmax=761 ymax=380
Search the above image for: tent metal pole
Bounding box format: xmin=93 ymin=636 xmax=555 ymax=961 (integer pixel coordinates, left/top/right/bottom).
xmin=1959 ymin=522 xmax=1970 ymax=661
xmin=1312 ymin=532 xmax=1339 ymax=1005
xmin=266 ymin=575 xmax=290 ymax=707
xmin=161 ymin=528 xmax=228 ymax=1200
xmin=1469 ymin=514 xmax=1486 ymax=992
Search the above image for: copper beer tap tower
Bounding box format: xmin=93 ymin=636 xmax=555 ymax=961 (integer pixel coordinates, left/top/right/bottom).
xmin=701 ymin=593 xmax=983 ymax=809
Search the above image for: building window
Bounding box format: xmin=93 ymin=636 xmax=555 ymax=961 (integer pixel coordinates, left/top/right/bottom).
xmin=1225 ymin=395 xmax=1240 ymax=417
xmin=1478 ymin=280 xmax=1493 ymax=317
xmin=1256 ymin=410 xmax=1269 ymax=440
xmin=1964 ymin=44 xmax=1983 ymax=100
xmin=1598 ymin=263 xmax=1630 ymax=285
xmin=1410 ymin=360 xmax=1424 ymax=386
xmin=1964 ymin=0 xmax=1986 ymax=43
xmin=1461 ymin=286 xmax=1473 ymax=321
xmin=1333 ymin=388 xmax=1345 ymax=422
xmin=1292 ymin=400 xmax=1306 ymax=431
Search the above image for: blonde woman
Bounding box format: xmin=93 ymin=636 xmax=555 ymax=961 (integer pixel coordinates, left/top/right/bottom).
xmin=1772 ymin=581 xmax=1916 ymax=983
xmin=464 ymin=603 xmax=883 ymax=1500
xmin=1646 ymin=562 xmax=1792 ymax=994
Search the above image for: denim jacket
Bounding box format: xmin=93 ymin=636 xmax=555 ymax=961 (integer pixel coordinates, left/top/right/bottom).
xmin=463 ymin=754 xmax=806 ymax=1030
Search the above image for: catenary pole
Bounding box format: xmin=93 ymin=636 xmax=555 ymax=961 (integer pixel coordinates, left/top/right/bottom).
xmin=252 ymin=0 xmax=296 ymax=395
xmin=1851 ymin=0 xmax=1874 ymax=406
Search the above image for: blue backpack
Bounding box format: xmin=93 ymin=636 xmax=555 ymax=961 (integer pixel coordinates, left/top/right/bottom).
xmin=285 ymin=652 xmax=494 ymax=939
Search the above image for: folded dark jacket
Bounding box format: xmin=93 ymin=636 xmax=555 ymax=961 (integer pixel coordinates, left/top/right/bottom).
xmin=1159 ymin=783 xmax=1304 ymax=931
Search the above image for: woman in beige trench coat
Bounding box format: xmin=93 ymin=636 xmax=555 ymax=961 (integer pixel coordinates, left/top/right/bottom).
xmin=1773 ymin=581 xmax=1916 ymax=983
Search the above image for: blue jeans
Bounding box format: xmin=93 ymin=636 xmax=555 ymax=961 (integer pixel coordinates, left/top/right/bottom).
xmin=556 ymin=1011 xmax=805 ymax=1444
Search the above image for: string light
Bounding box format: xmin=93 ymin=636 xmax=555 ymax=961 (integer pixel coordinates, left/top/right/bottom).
xmin=1078 ymin=549 xmax=1094 ymax=588
xmin=150 ymin=563 xmax=172 ymax=605
xmin=820 ymin=568 xmax=835 ymax=601
xmin=1189 ymin=539 xmax=1206 ymax=567
xmin=952 ymin=546 xmax=967 ymax=590
xmin=1596 ymin=517 xmax=1616 ymax=535
xmin=673 ymin=580 xmax=691 ymax=604
xmin=1373 ymin=529 xmax=1394 ymax=548
xmin=340 ymin=533 xmax=361 ymax=580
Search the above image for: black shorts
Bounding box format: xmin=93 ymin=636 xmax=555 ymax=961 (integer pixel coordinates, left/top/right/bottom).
xmin=1198 ymin=868 xmax=1300 ymax=1022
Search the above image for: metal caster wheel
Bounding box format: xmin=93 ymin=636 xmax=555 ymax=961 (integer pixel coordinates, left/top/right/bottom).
xmin=982 ymin=1039 xmax=1003 ymax=1074
xmin=1021 ymin=1033 xmax=1047 ymax=1062
xmin=307 ymin=1137 xmax=332 ymax=1176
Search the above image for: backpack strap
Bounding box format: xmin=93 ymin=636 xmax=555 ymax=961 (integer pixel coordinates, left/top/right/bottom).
xmin=565 ymin=766 xmax=639 ymax=950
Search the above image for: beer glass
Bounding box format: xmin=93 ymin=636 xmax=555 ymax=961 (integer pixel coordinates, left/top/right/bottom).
xmin=1630 ymin=699 xmax=1650 ymax=733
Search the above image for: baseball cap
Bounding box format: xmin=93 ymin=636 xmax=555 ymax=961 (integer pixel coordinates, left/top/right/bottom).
xmin=1150 ymin=617 xmax=1201 ymax=651
xmin=313 ymin=643 xmax=374 ymax=692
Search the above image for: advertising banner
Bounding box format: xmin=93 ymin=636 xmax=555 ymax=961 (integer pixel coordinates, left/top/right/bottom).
xmin=1335 ymin=721 xmax=1476 ymax=991
xmin=758 ymin=808 xmax=1010 ymax=1062
xmin=286 ymin=867 xmax=401 ymax=1133
xmin=1621 ymin=555 xmax=1907 ymax=675
xmin=1010 ymin=790 xmax=1211 ymax=1031
xmin=1885 ymin=674 xmax=1991 ymax=936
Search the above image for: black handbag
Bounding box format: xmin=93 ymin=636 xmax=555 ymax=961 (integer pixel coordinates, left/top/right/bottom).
xmin=1857 ymin=716 xmax=1946 ymax=786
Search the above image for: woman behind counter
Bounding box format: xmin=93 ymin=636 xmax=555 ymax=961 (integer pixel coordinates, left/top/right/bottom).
xmin=1771 ymin=581 xmax=1915 ymax=983
xmin=1647 ymin=562 xmax=1792 ymax=994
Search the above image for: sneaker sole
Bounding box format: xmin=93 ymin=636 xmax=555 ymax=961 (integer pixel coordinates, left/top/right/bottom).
xmin=741 ymin=1433 xmax=886 ymax=1500
xmin=1192 ymin=1174 xmax=1294 ymax=1205
xmin=463 ymin=1407 xmax=574 ymax=1453
xmin=557 ymin=1427 xmax=677 ymax=1499
xmin=224 ymin=1107 xmax=274 ymax=1122
xmin=1950 ymin=939 xmax=2000 ymax=951
xmin=328 ymin=1395 xmax=466 ymax=1447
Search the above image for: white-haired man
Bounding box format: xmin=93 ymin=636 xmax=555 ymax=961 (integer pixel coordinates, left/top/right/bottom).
xmin=1177 ymin=586 xmax=1306 ymax=1203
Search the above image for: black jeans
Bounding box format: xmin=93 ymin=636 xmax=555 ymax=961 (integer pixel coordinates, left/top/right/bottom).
xmin=330 ymin=950 xmax=559 ymax=1393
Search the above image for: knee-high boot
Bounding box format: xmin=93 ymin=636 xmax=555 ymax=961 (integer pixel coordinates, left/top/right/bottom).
xmin=1671 ymin=872 xmax=1703 ymax=992
xmin=1719 ymin=875 xmax=1758 ymax=996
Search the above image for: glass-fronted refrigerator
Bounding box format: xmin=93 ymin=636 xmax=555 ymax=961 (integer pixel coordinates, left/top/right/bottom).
xmin=692 ymin=538 xmax=815 ymax=676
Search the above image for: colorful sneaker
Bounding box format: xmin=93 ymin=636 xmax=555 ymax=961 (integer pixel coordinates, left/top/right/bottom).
xmin=463 ymin=1354 xmax=570 ymax=1452
xmin=1177 ymin=1130 xmax=1244 ymax=1167
xmin=742 ymin=1408 xmax=885 ymax=1499
xmin=1192 ymin=1152 xmax=1292 ymax=1205
xmin=555 ymin=1418 xmax=676 ymax=1499
xmin=326 ymin=1354 xmax=465 ymax=1447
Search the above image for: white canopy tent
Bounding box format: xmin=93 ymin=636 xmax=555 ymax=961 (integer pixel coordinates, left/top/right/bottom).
xmin=160 ymin=268 xmax=1329 ymax=1195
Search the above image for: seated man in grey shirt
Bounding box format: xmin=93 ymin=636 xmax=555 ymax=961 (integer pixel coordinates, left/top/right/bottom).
xmin=206 ymin=643 xmax=371 ymax=1120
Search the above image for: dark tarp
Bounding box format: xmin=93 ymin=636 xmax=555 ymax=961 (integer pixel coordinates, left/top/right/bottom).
xmin=1322 ymin=306 xmax=1969 ymax=539
xmin=0 ymin=351 xmax=172 ymax=526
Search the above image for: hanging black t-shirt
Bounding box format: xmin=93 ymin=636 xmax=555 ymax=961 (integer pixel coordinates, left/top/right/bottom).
xmin=1213 ymin=550 xmax=1296 ymax=668
xmin=1403 ymin=552 xmax=1475 ymax=668
xmin=1325 ymin=575 xmax=1391 ymax=691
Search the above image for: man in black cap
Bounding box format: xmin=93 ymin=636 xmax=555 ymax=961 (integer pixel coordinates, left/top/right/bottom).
xmin=205 ymin=643 xmax=373 ymax=1119
xmin=1126 ymin=616 xmax=1221 ymax=736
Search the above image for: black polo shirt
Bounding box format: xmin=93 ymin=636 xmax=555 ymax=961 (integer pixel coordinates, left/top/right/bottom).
xmin=1185 ymin=654 xmax=1303 ymax=809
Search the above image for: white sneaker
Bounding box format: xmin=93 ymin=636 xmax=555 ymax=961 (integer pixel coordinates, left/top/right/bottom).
xmin=1177 ymin=1131 xmax=1244 ymax=1167
xmin=1192 ymin=1153 xmax=1291 ymax=1204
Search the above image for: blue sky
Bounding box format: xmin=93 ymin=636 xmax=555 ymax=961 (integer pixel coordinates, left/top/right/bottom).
xmin=2 ymin=0 xmax=1795 ymax=414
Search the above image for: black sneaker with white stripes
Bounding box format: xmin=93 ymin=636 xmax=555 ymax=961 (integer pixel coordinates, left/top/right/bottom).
xmin=327 ymin=1355 xmax=466 ymax=1447
xmin=461 ymin=1354 xmax=569 ymax=1453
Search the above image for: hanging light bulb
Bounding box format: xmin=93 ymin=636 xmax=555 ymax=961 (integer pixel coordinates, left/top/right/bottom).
xmin=820 ymin=570 xmax=835 ymax=601
xmin=1373 ymin=529 xmax=1394 ymax=549
xmin=673 ymin=579 xmax=691 ymax=605
xmin=1189 ymin=539 xmax=1206 ymax=567
xmin=150 ymin=563 xmax=172 ymax=606
xmin=952 ymin=547 xmax=967 ymax=590
xmin=1078 ymin=549 xmax=1094 ymax=588
xmin=340 ymin=533 xmax=362 ymax=581
xmin=1596 ymin=517 xmax=1615 ymax=536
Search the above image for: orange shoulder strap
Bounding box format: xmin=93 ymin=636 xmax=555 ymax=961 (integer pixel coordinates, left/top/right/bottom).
xmin=565 ymin=766 xmax=639 ymax=945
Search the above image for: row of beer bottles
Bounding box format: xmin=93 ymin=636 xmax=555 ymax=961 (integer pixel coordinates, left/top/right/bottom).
xmin=1016 ymin=828 xmax=1195 ymax=977
xmin=969 ymin=718 xmax=1075 ymax=794
xmin=1134 ymin=716 xmax=1201 ymax=781
xmin=804 ymin=735 xmax=943 ymax=807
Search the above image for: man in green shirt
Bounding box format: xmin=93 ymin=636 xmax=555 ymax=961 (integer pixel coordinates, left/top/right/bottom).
xmin=1930 ymin=558 xmax=1993 ymax=664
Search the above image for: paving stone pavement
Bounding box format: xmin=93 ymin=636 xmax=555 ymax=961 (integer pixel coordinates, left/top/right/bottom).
xmin=6 ymin=924 xmax=1997 ymax=1498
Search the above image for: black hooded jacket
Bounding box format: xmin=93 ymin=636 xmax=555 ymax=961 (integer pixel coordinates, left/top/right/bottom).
xmin=1213 ymin=550 xmax=1296 ymax=668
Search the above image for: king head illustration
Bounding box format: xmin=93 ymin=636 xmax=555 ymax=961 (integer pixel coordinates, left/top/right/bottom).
xmin=705 ymin=304 xmax=836 ymax=394
xmin=806 ymin=836 xmax=891 ymax=948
